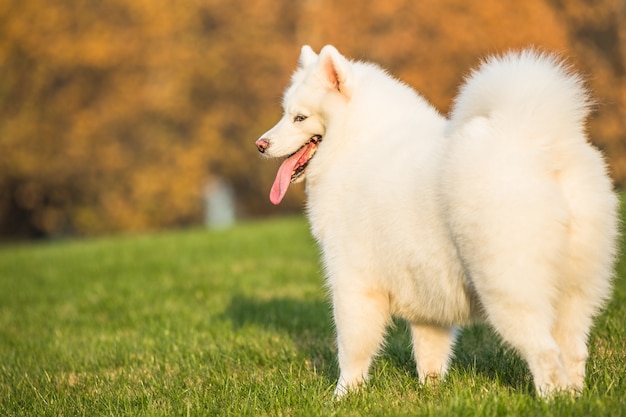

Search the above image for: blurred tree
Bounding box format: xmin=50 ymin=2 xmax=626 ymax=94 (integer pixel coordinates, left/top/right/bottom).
xmin=298 ymin=0 xmax=571 ymax=110
xmin=0 ymin=0 xmax=623 ymax=238
xmin=0 ymin=0 xmax=297 ymax=236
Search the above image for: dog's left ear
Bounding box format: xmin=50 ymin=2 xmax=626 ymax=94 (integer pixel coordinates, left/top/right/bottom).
xmin=299 ymin=45 xmax=318 ymax=68
xmin=318 ymin=45 xmax=352 ymax=98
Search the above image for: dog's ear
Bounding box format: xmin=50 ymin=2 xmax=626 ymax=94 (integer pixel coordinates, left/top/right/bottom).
xmin=299 ymin=45 xmax=318 ymax=68
xmin=318 ymin=45 xmax=352 ymax=98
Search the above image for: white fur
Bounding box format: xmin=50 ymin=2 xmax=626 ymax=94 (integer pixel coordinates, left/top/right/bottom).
xmin=257 ymin=45 xmax=618 ymax=397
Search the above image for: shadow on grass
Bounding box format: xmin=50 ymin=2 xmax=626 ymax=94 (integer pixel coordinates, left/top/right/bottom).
xmin=223 ymin=294 xmax=533 ymax=393
xmin=366 ymin=319 xmax=533 ymax=393
xmin=222 ymin=294 xmax=338 ymax=381
xmin=452 ymin=324 xmax=535 ymax=394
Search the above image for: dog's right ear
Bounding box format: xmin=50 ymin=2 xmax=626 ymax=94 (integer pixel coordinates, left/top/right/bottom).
xmin=299 ymin=45 xmax=318 ymax=68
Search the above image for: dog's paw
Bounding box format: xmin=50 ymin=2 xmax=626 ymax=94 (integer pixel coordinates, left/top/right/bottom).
xmin=333 ymin=376 xmax=364 ymax=400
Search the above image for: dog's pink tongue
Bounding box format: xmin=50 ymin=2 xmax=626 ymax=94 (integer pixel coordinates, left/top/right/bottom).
xmin=270 ymin=145 xmax=309 ymax=205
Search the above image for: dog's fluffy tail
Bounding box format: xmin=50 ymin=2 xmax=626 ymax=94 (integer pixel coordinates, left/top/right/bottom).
xmin=447 ymin=49 xmax=591 ymax=144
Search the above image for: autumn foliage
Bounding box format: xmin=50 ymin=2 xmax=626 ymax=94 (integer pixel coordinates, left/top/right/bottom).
xmin=0 ymin=0 xmax=624 ymax=237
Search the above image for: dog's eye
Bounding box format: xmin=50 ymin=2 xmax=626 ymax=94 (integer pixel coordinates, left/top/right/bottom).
xmin=293 ymin=115 xmax=307 ymax=122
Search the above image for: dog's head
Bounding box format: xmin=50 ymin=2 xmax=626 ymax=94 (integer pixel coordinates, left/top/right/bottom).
xmin=256 ymin=45 xmax=353 ymax=205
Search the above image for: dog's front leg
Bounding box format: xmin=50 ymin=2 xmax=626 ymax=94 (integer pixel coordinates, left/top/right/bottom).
xmin=331 ymin=285 xmax=391 ymax=398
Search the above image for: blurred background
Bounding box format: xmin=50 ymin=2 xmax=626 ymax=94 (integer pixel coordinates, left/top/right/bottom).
xmin=0 ymin=0 xmax=624 ymax=239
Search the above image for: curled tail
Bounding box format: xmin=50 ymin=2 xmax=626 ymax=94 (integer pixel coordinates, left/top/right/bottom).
xmin=447 ymin=49 xmax=591 ymax=144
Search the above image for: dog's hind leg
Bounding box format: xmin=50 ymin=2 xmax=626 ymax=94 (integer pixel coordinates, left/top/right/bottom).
xmin=551 ymin=149 xmax=618 ymax=392
xmin=443 ymin=164 xmax=574 ymax=394
xmin=551 ymin=231 xmax=616 ymax=393
xmin=411 ymin=323 xmax=457 ymax=384
xmin=461 ymin=219 xmax=574 ymax=395
xmin=481 ymin=296 xmax=570 ymax=395
xmin=550 ymin=294 xmax=593 ymax=393
xmin=332 ymin=286 xmax=391 ymax=397
xmin=460 ymin=214 xmax=573 ymax=395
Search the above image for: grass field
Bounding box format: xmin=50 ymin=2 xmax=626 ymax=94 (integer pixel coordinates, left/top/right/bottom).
xmin=0 ymin=209 xmax=625 ymax=416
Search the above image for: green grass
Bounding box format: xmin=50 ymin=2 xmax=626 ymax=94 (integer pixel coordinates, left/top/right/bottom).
xmin=0 ymin=210 xmax=625 ymax=416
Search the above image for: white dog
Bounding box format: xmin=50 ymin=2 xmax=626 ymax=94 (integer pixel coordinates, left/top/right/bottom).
xmin=255 ymin=45 xmax=618 ymax=397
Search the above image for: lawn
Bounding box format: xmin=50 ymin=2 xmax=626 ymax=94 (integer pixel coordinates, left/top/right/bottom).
xmin=0 ymin=210 xmax=625 ymax=416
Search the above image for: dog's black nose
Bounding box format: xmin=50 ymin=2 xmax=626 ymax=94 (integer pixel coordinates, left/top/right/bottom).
xmin=256 ymin=138 xmax=270 ymax=153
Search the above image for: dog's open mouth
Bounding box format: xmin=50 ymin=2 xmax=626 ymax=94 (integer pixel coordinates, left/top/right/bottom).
xmin=270 ymin=135 xmax=322 ymax=205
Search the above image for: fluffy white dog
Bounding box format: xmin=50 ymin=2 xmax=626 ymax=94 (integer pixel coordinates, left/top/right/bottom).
xmin=255 ymin=45 xmax=618 ymax=397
